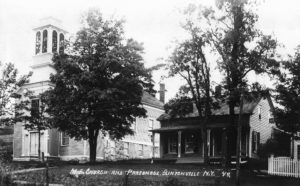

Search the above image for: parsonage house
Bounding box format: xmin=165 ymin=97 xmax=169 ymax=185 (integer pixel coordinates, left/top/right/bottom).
xmin=13 ymin=17 xmax=164 ymax=161
xmin=153 ymin=95 xmax=276 ymax=163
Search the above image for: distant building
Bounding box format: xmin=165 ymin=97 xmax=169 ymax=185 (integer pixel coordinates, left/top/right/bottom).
xmin=13 ymin=17 xmax=164 ymax=161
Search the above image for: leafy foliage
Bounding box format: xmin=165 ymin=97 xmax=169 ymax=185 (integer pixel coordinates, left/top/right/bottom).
xmin=258 ymin=130 xmax=291 ymax=159
xmin=16 ymin=91 xmax=51 ymax=131
xmin=166 ymin=6 xmax=214 ymax=164
xmin=164 ymin=96 xmax=193 ymax=118
xmin=44 ymin=9 xmax=155 ymax=161
xmin=0 ymin=62 xmax=31 ymax=126
xmin=204 ymin=0 xmax=280 ymax=107
xmin=167 ymin=0 xmax=280 ymax=165
xmin=168 ymin=21 xmax=212 ymax=117
xmin=274 ymin=47 xmax=300 ymax=133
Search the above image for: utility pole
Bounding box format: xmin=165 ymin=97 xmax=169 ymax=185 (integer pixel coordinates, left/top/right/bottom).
xmin=236 ymin=89 xmax=244 ymax=186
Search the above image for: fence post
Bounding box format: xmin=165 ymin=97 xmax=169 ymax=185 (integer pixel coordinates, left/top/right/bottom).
xmin=269 ymin=154 xmax=274 ymax=175
xmin=214 ymin=178 xmax=220 ymax=186
xmin=45 ymin=162 xmax=49 ymax=186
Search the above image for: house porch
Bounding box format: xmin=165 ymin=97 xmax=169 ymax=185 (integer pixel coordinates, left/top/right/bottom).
xmin=152 ymin=125 xmax=250 ymax=163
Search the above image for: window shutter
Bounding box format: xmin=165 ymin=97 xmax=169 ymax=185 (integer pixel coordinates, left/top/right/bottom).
xmin=257 ymin=132 xmax=260 ymax=145
xmin=252 ymin=131 xmax=255 ymax=153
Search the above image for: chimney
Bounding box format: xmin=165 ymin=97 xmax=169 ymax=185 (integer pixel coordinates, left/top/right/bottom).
xmin=159 ymin=83 xmax=166 ymax=103
xmin=215 ymin=85 xmax=222 ymax=98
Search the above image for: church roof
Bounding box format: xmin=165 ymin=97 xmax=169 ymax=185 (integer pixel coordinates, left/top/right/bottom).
xmin=142 ymin=92 xmax=164 ymax=110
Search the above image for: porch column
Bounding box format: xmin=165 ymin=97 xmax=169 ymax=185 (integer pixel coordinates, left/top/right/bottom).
xmin=207 ymin=129 xmax=211 ymax=156
xmin=83 ymin=140 xmax=87 ymax=156
xmin=221 ymin=127 xmax=227 ymax=165
xmin=21 ymin=128 xmax=26 ymax=156
xmin=245 ymin=131 xmax=249 ymax=157
xmin=44 ymin=130 xmax=49 ymax=156
xmin=178 ymin=131 xmax=182 ymax=158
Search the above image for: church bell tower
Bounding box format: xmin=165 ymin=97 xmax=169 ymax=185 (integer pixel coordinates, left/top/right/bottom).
xmin=30 ymin=17 xmax=68 ymax=84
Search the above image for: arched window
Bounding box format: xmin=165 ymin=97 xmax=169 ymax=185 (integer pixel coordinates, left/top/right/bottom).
xmin=59 ymin=33 xmax=64 ymax=54
xmin=42 ymin=30 xmax=48 ymax=53
xmin=52 ymin=31 xmax=58 ymax=53
xmin=35 ymin=32 xmax=41 ymax=54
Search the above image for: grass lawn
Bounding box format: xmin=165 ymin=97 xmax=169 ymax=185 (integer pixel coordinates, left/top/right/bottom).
xmin=11 ymin=160 xmax=300 ymax=186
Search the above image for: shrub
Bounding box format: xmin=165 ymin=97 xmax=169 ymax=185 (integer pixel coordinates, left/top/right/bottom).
xmin=258 ymin=131 xmax=290 ymax=159
xmin=0 ymin=161 xmax=15 ymax=186
xmin=162 ymin=177 xmax=184 ymax=186
xmin=0 ymin=146 xmax=13 ymax=163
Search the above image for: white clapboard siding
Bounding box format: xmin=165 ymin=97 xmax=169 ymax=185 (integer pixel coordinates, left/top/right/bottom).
xmin=268 ymin=155 xmax=300 ymax=178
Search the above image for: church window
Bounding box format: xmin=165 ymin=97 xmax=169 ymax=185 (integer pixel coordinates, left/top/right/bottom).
xmin=52 ymin=31 xmax=57 ymax=53
xmin=31 ymin=99 xmax=39 ymax=118
xmin=61 ymin=132 xmax=69 ymax=146
xmin=123 ymin=142 xmax=129 ymax=155
xmin=35 ymin=32 xmax=41 ymax=54
xmin=59 ymin=33 xmax=64 ymax=54
xmin=42 ymin=30 xmax=48 ymax=53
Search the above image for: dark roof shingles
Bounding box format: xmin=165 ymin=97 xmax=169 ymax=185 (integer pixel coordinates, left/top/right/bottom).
xmin=142 ymin=92 xmax=164 ymax=110
xmin=158 ymin=98 xmax=260 ymax=121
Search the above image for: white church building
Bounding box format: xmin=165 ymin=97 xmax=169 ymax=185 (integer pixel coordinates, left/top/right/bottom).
xmin=13 ymin=17 xmax=164 ymax=161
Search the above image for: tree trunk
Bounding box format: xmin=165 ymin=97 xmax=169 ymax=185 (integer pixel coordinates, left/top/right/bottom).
xmin=222 ymin=92 xmax=236 ymax=167
xmin=89 ymin=128 xmax=99 ymax=163
xmin=202 ymin=126 xmax=209 ymax=164
xmin=203 ymin=80 xmax=210 ymax=165
xmin=38 ymin=130 xmax=41 ymax=160
xmin=236 ymin=91 xmax=244 ymax=186
xmin=89 ymin=140 xmax=97 ymax=163
xmin=228 ymin=101 xmax=236 ymax=166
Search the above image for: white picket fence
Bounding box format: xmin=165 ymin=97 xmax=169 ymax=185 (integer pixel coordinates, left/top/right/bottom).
xmin=268 ymin=155 xmax=300 ymax=178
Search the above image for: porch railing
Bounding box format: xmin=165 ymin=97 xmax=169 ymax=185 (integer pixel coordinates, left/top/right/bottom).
xmin=268 ymin=155 xmax=300 ymax=178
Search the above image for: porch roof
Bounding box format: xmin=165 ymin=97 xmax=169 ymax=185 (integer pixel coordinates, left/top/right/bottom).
xmin=150 ymin=125 xmax=201 ymax=132
xmin=150 ymin=122 xmax=232 ymax=133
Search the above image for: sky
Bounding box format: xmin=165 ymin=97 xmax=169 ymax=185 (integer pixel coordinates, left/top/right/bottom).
xmin=1 ymin=0 xmax=300 ymax=102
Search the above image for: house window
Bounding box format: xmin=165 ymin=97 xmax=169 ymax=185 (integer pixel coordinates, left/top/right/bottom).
xmin=61 ymin=132 xmax=69 ymax=146
xmin=258 ymin=106 xmax=262 ymax=120
xmin=298 ymin=145 xmax=300 ymax=159
xmin=138 ymin=144 xmax=143 ymax=157
xmin=148 ymin=119 xmax=154 ymax=142
xmin=149 ymin=119 xmax=154 ymax=130
xmin=185 ymin=134 xmax=195 ymax=153
xmin=124 ymin=142 xmax=129 ymax=155
xmin=31 ymin=99 xmax=39 ymax=117
xmin=168 ymin=135 xmax=177 ymax=154
xmin=252 ymin=131 xmax=260 ymax=153
xmin=154 ymin=147 xmax=159 ymax=156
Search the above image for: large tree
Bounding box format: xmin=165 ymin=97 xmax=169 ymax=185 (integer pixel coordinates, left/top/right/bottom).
xmin=201 ymin=0 xmax=280 ymax=164
xmin=44 ymin=10 xmax=155 ymax=162
xmin=274 ymin=47 xmax=300 ymax=134
xmin=167 ymin=14 xmax=213 ymax=164
xmin=0 ymin=62 xmax=31 ymax=126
